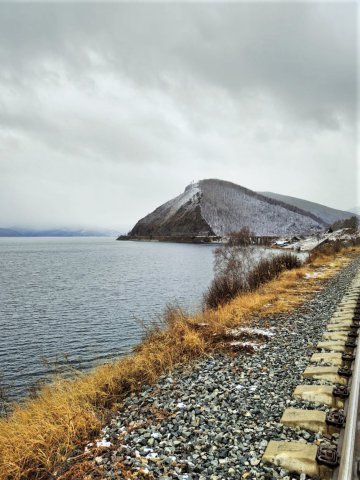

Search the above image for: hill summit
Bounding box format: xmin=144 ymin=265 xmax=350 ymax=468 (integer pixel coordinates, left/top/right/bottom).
xmin=119 ymin=179 xmax=335 ymax=241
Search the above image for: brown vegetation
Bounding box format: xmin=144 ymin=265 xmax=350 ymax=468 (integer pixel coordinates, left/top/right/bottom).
xmin=204 ymin=249 xmax=301 ymax=309
xmin=330 ymin=215 xmax=358 ymax=232
xmin=0 ymin=243 xmax=359 ymax=480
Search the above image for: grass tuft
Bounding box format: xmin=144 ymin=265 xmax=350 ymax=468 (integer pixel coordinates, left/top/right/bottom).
xmin=0 ymin=245 xmax=358 ymax=479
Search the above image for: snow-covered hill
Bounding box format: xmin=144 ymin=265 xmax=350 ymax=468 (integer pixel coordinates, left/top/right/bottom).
xmin=125 ymin=179 xmax=326 ymax=239
xmin=260 ymin=191 xmax=354 ymax=225
xmin=129 ymin=182 xmax=213 ymax=237
xmin=200 ymin=180 xmax=325 ymax=236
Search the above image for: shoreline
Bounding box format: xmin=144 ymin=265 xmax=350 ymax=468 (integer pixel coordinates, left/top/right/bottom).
xmin=59 ymin=256 xmax=360 ymax=479
xmin=0 ymin=245 xmax=359 ymax=479
xmin=116 ymin=235 xmax=279 ymax=247
xmin=0 ymin=238 xmax=215 ymax=403
xmin=116 ymin=235 xmax=224 ymax=244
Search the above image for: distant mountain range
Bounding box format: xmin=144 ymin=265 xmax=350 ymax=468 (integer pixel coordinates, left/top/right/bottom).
xmin=120 ymin=179 xmax=355 ymax=241
xmin=0 ymin=228 xmax=117 ymax=238
xmin=0 ymin=228 xmax=22 ymax=237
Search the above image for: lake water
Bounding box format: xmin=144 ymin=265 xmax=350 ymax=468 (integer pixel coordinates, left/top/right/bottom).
xmin=0 ymin=238 xmax=216 ymax=399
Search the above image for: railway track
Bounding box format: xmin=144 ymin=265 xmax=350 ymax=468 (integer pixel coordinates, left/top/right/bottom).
xmin=263 ymin=270 xmax=360 ymax=479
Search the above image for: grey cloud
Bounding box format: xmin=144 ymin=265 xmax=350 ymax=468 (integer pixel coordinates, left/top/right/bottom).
xmin=0 ymin=3 xmax=355 ymax=127
xmin=0 ymin=2 xmax=357 ymax=229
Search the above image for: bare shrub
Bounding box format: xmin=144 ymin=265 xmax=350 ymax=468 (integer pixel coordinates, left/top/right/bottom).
xmin=308 ymin=239 xmax=347 ymax=262
xmin=204 ymin=229 xmax=256 ymax=308
xmin=214 ymin=234 xmax=253 ymax=277
xmin=247 ymin=254 xmax=301 ymax=291
xmin=351 ymin=237 xmax=360 ymax=247
xmin=203 ymin=274 xmax=245 ymax=309
xmin=330 ymin=215 xmax=359 ymax=233
xmin=204 ymin=231 xmax=302 ymax=309
xmin=228 ymin=227 xmax=253 ymax=246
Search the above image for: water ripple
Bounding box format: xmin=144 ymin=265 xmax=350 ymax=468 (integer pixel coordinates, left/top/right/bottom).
xmin=0 ymin=238 xmax=215 ymax=399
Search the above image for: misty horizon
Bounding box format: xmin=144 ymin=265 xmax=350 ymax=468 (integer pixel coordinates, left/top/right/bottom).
xmin=1 ymin=177 xmax=358 ymax=234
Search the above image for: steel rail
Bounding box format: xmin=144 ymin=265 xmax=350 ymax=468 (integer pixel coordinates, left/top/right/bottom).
xmin=335 ymin=312 xmax=360 ymax=478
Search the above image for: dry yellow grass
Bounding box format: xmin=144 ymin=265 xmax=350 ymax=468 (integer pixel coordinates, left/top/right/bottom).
xmin=0 ymin=246 xmax=359 ymax=480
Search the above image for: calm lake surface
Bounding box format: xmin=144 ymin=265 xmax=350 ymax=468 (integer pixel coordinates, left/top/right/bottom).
xmin=0 ymin=238 xmax=216 ymax=399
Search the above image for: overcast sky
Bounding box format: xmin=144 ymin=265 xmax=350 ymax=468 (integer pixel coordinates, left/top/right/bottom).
xmin=0 ymin=2 xmax=358 ymax=232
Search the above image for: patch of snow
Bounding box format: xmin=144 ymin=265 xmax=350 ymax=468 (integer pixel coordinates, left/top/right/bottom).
xmin=142 ymin=447 xmax=153 ymax=454
xmin=146 ymin=452 xmax=159 ymax=459
xmin=305 ymin=272 xmax=322 ymax=279
xmin=279 ymin=228 xmax=360 ymax=252
xmin=228 ymin=340 xmax=266 ymax=350
xmin=227 ymin=327 xmax=275 ymax=338
xmin=96 ymin=438 xmax=112 ymax=448
xmin=161 ymin=183 xmax=200 ymax=224
xmin=134 ymin=182 xmax=200 ymax=231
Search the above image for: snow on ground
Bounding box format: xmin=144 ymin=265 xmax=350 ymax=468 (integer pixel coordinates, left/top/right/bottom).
xmin=161 ymin=182 xmax=200 ymax=224
xmin=226 ymin=327 xmax=275 ymax=338
xmin=199 ymin=179 xmax=324 ymax=237
xmin=275 ymin=228 xmax=360 ymax=252
xmin=131 ymin=182 xmax=200 ymax=231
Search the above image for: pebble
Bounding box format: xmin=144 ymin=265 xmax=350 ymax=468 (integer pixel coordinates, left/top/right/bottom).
xmin=60 ymin=257 xmax=360 ymax=479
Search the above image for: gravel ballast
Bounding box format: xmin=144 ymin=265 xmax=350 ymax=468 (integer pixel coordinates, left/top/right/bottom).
xmin=66 ymin=257 xmax=360 ymax=480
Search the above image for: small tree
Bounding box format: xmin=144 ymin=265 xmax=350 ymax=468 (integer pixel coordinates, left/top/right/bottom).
xmin=204 ymin=227 xmax=255 ymax=307
xmin=347 ymin=216 xmax=359 ymax=232
xmin=330 ymin=216 xmax=359 ymax=232
xmin=228 ymin=227 xmax=253 ymax=247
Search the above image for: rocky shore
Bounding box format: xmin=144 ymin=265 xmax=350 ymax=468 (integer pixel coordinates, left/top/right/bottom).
xmin=60 ymin=257 xmax=360 ymax=480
